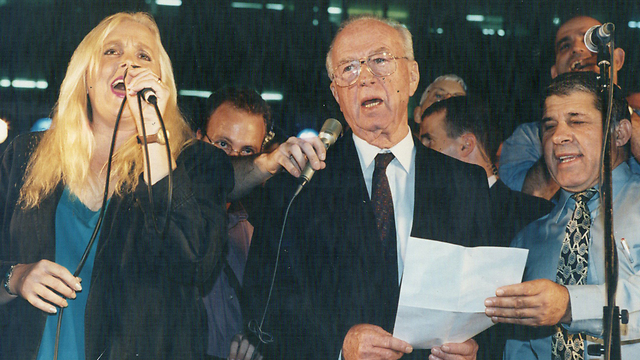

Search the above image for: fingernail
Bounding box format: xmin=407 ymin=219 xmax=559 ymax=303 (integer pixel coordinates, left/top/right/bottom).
xmin=50 ymin=307 xmax=57 ymax=314
xmin=484 ymin=299 xmax=493 ymax=306
xmin=75 ymin=283 xmax=82 ymax=291
xmin=406 ymin=346 xmax=413 ymax=353
xmin=486 ymin=308 xmax=494 ymax=315
xmin=441 ymin=345 xmax=450 ymax=352
xmin=320 ymin=153 xmax=326 ymax=160
xmin=496 ymin=289 xmax=504 ymax=296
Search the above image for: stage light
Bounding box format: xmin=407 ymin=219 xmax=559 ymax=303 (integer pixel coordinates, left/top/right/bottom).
xmin=178 ymin=90 xmax=212 ymax=98
xmin=261 ymin=92 xmax=283 ymax=101
xmin=31 ymin=117 xmax=52 ymax=132
xmin=327 ymin=7 xmax=342 ymax=14
xmin=466 ymin=15 xmax=484 ymax=22
xmin=156 ymin=0 xmax=181 ymax=6
xmin=297 ymin=128 xmax=318 ymax=139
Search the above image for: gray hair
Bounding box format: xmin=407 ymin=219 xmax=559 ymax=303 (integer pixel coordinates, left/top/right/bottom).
xmin=325 ymin=15 xmax=414 ymax=80
xmin=419 ymin=74 xmax=468 ymax=105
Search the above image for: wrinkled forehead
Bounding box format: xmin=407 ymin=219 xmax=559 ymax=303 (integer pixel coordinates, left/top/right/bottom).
xmin=331 ymin=19 xmax=404 ymax=62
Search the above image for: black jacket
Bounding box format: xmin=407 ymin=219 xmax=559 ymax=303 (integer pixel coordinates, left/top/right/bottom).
xmin=0 ymin=133 xmax=232 ymax=360
xmin=243 ymin=133 xmax=497 ymax=360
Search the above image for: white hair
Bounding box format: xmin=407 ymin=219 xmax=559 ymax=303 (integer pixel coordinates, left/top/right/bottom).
xmin=325 ymin=15 xmax=414 ymax=79
xmin=419 ymin=74 xmax=468 ymax=105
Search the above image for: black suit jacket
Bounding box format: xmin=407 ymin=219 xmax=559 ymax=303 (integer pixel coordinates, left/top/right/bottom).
xmin=243 ymin=133 xmax=498 ymax=360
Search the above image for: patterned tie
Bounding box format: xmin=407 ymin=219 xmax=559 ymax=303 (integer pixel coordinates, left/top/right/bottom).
xmin=372 ymin=153 xmax=398 ymax=283
xmin=552 ymin=188 xmax=597 ymax=360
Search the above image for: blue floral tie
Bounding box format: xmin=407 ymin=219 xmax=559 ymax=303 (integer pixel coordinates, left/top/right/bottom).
xmin=552 ymin=188 xmax=597 ymax=360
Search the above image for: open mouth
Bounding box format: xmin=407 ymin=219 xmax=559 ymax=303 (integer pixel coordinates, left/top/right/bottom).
xmin=362 ymin=98 xmax=383 ymax=108
xmin=557 ymin=154 xmax=581 ymax=164
xmin=112 ymin=79 xmax=125 ymax=91
xmin=570 ymin=59 xmax=596 ymax=71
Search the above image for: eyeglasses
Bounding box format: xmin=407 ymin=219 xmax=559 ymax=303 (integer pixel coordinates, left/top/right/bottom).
xmin=331 ymin=52 xmax=408 ymax=87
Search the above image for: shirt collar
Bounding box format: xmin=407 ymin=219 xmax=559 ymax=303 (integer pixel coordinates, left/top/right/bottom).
xmin=552 ymin=161 xmax=633 ymax=223
xmin=352 ymin=128 xmax=414 ymax=173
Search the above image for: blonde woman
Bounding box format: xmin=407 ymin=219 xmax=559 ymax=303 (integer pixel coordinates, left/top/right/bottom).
xmin=0 ymin=12 xmax=232 ymax=359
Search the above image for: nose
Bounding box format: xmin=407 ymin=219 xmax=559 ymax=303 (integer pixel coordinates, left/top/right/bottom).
xmin=551 ymin=122 xmax=572 ymax=145
xmin=358 ymin=61 xmax=376 ymax=85
xmin=571 ymin=37 xmax=587 ymax=54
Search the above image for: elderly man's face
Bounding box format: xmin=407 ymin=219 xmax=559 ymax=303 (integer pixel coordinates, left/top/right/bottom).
xmin=415 ymin=80 xmax=466 ymax=121
xmin=329 ymin=19 xmax=419 ymax=147
xmin=542 ymin=91 xmax=603 ymax=192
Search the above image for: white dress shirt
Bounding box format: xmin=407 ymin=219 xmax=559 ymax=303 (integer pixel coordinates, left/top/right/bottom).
xmin=352 ymin=129 xmax=416 ymax=283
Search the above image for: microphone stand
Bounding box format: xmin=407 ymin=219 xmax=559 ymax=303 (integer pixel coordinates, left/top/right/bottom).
xmin=586 ymin=29 xmax=627 ymax=360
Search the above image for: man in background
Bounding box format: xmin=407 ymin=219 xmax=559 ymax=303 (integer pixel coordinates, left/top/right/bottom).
xmin=498 ymin=15 xmax=626 ymax=199
xmin=198 ymin=86 xmax=270 ymax=360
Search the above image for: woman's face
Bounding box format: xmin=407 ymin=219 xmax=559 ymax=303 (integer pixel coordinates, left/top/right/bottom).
xmin=86 ymin=20 xmax=162 ymax=129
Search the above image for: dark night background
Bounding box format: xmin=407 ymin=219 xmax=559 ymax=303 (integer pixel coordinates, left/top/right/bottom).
xmin=1 ymin=0 xmax=639 ymax=155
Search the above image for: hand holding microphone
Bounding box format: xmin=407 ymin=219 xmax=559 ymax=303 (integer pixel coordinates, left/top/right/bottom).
xmin=293 ymin=118 xmax=343 ymax=196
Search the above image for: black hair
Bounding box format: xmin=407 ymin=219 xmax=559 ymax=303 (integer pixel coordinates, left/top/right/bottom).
xmin=201 ymin=86 xmax=273 ymax=137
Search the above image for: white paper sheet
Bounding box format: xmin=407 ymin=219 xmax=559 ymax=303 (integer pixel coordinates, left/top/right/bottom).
xmin=392 ymin=237 xmax=528 ymax=349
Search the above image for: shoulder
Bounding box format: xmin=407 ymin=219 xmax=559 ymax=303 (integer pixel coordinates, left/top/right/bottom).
xmin=416 ymin=141 xmax=488 ymax=187
xmin=176 ymin=140 xmax=234 ymax=190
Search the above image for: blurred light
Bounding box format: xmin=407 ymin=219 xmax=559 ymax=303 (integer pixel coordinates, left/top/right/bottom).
xmin=436 ymin=28 xmax=444 ymax=34
xmin=266 ymin=3 xmax=284 ymax=10
xmin=313 ymin=6 xmax=319 ymax=12
xmin=327 ymin=7 xmax=342 ymax=14
xmin=31 ymin=117 xmax=52 ymax=132
xmin=497 ymin=29 xmax=506 ymax=36
xmin=466 ymin=15 xmax=485 ymax=22
xmin=0 ymin=79 xmax=10 ymax=87
xmin=312 ymin=19 xmax=319 ymax=26
xmin=482 ymin=28 xmax=495 ymax=36
xmin=0 ymin=118 xmax=8 ymax=144
xmin=36 ymin=80 xmax=48 ymax=89
xmin=297 ymin=128 xmax=318 ymax=139
xmin=261 ymin=92 xmax=283 ymax=101
xmin=231 ymin=2 xmax=262 ymax=9
xmin=156 ymin=0 xmax=181 ymax=6
xmin=629 ymin=21 xmax=638 ymax=29
xmin=12 ymin=79 xmax=37 ymax=88
xmin=553 ymin=17 xmax=561 ymax=25
xmin=179 ymin=89 xmax=212 ymax=98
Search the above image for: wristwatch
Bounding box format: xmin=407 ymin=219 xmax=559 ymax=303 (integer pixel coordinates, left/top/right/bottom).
xmin=137 ymin=130 xmax=169 ymax=145
xmin=3 ymin=265 xmax=16 ymax=296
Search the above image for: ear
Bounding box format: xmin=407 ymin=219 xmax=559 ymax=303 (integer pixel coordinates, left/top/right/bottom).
xmin=196 ymin=129 xmax=203 ymax=140
xmin=614 ymin=118 xmax=632 ymax=147
xmin=329 ymin=82 xmax=339 ymax=103
xmin=408 ymin=60 xmax=420 ymax=96
xmin=613 ymin=48 xmax=625 ymax=72
xmin=550 ymin=64 xmax=558 ymax=79
xmin=459 ymin=133 xmax=476 ymax=158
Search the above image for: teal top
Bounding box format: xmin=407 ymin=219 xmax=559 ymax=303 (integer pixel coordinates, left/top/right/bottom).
xmin=37 ymin=188 xmax=105 ymax=360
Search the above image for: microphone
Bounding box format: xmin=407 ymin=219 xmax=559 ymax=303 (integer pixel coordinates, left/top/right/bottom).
xmin=584 ymin=23 xmax=615 ymax=53
xmin=293 ymin=118 xmax=343 ymax=196
xmin=138 ymin=88 xmax=157 ymax=104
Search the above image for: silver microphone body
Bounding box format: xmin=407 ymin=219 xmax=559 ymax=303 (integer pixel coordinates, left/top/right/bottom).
xmin=584 ymin=23 xmax=615 ymax=53
xmin=294 ymin=118 xmax=343 ymax=195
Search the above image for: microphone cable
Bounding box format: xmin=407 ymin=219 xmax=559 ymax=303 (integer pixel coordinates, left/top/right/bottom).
xmin=136 ymin=91 xmax=173 ymax=238
xmin=247 ymin=188 xmax=299 ymax=357
xmin=53 ymin=91 xmax=127 ymax=360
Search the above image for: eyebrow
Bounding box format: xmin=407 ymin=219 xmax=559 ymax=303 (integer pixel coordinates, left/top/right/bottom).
xmin=337 ymin=47 xmax=392 ymax=64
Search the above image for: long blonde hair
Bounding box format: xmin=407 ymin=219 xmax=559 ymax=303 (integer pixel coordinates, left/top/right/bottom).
xmin=20 ymin=12 xmax=194 ymax=209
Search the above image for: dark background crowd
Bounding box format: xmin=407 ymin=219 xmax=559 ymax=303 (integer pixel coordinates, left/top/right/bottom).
xmin=1 ymin=0 xmax=639 ymax=152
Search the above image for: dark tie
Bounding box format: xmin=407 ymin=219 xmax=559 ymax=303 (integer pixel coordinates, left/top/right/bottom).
xmin=371 ymin=153 xmax=398 ymax=287
xmin=552 ymin=188 xmax=597 ymax=360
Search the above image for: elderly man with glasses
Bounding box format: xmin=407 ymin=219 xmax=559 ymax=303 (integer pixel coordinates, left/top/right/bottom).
xmin=243 ymin=15 xmax=498 ymax=360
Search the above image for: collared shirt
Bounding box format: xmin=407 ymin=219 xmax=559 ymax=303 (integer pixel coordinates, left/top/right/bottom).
xmin=488 ymin=174 xmax=498 ymax=188
xmin=505 ymin=162 xmax=640 ymax=359
xmin=352 ymin=129 xmax=416 ymax=283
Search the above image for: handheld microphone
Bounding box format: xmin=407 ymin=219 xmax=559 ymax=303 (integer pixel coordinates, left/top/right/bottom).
xmin=294 ymin=118 xmax=343 ymax=196
xmin=139 ymin=88 xmax=157 ymax=104
xmin=584 ymin=23 xmax=615 ymax=53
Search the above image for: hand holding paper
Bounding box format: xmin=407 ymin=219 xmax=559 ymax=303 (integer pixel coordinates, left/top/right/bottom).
xmin=392 ymin=237 xmax=528 ymax=349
